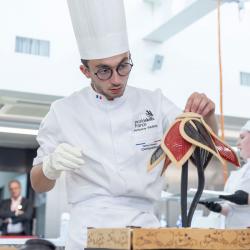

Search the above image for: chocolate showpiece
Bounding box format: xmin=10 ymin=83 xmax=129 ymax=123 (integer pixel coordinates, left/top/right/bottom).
xmin=148 ymin=112 xmax=240 ymax=227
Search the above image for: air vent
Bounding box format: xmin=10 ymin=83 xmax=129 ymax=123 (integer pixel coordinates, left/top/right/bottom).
xmin=240 ymin=71 xmax=250 ymax=87
xmin=0 ymin=89 xmax=61 ymax=125
xmin=5 ymin=104 xmax=49 ymax=117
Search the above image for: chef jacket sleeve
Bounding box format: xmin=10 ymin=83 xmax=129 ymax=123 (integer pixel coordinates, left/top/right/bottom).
xmin=33 ymin=104 xmax=61 ymax=166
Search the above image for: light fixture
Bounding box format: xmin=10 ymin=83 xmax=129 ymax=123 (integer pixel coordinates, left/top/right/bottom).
xmin=0 ymin=126 xmax=38 ymax=135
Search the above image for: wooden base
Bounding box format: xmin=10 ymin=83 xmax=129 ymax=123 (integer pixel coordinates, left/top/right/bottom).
xmin=87 ymin=228 xmax=250 ymax=250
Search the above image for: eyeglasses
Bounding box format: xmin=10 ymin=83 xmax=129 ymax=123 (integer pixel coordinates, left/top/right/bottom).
xmin=94 ymin=60 xmax=133 ymax=81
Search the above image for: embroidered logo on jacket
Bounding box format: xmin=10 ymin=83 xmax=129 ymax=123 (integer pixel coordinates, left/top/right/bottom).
xmin=146 ymin=110 xmax=154 ymax=118
xmin=134 ymin=110 xmax=158 ymax=132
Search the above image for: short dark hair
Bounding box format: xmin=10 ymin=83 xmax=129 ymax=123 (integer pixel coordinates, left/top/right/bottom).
xmin=22 ymin=239 xmax=56 ymax=250
xmin=81 ymin=59 xmax=88 ymax=67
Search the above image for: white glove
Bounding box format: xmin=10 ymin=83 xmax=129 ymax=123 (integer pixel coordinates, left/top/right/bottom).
xmin=42 ymin=143 xmax=85 ymax=180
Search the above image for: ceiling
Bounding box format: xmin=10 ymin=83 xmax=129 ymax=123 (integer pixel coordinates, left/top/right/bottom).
xmin=0 ymin=89 xmax=61 ymax=148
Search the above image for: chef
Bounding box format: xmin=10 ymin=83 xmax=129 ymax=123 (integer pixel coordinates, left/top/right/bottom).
xmin=200 ymin=120 xmax=250 ymax=228
xmin=30 ymin=0 xmax=217 ymax=249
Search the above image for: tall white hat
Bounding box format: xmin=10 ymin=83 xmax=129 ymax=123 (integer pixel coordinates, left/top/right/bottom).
xmin=241 ymin=120 xmax=250 ymax=132
xmin=67 ymin=0 xmax=129 ymax=60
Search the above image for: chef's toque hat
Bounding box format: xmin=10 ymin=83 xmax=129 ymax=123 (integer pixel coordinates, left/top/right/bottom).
xmin=241 ymin=120 xmax=250 ymax=132
xmin=67 ymin=0 xmax=129 ymax=60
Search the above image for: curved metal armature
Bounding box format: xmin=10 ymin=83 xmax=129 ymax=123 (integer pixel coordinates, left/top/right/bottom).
xmin=148 ymin=112 xmax=239 ymax=227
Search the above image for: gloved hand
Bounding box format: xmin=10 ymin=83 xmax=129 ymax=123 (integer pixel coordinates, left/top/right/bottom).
xmin=42 ymin=143 xmax=85 ymax=180
xmin=198 ymin=200 xmax=222 ymax=213
xmin=219 ymin=190 xmax=249 ymax=205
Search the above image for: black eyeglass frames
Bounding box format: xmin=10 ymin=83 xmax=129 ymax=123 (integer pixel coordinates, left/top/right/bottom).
xmin=94 ymin=60 xmax=133 ymax=81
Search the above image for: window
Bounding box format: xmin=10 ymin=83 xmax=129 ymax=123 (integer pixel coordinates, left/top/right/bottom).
xmin=240 ymin=71 xmax=250 ymax=87
xmin=15 ymin=36 xmax=50 ymax=57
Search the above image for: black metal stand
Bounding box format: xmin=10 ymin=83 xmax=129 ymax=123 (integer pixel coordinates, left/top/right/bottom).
xmin=181 ymin=161 xmax=188 ymax=227
xmin=181 ymin=148 xmax=205 ymax=227
xmin=187 ymin=149 xmax=205 ymax=227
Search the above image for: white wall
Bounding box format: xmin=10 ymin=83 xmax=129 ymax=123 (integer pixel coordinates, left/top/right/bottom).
xmin=125 ymin=1 xmax=250 ymax=118
xmin=0 ymin=0 xmax=88 ymax=96
xmin=1 ymin=0 xmax=250 ymax=117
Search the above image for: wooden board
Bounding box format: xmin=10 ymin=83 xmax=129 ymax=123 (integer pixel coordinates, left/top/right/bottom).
xmin=87 ymin=228 xmax=132 ymax=250
xmin=133 ymin=228 xmax=250 ymax=250
xmin=87 ymin=228 xmax=250 ymax=250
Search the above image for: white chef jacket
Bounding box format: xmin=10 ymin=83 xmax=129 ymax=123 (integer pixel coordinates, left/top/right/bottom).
xmin=33 ymin=86 xmax=180 ymax=249
xmin=223 ymin=159 xmax=250 ymax=228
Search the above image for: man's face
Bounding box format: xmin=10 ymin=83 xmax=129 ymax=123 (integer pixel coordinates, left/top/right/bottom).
xmin=80 ymin=52 xmax=131 ymax=100
xmin=9 ymin=182 xmax=21 ymax=199
xmin=237 ymin=131 xmax=250 ymax=160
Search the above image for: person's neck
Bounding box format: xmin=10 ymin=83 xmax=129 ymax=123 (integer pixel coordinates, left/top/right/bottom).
xmin=12 ymin=196 xmax=21 ymax=201
xmin=91 ymin=83 xmax=114 ymax=101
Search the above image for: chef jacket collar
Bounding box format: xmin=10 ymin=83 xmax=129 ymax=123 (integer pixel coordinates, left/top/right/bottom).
xmin=88 ymin=85 xmax=128 ymax=109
